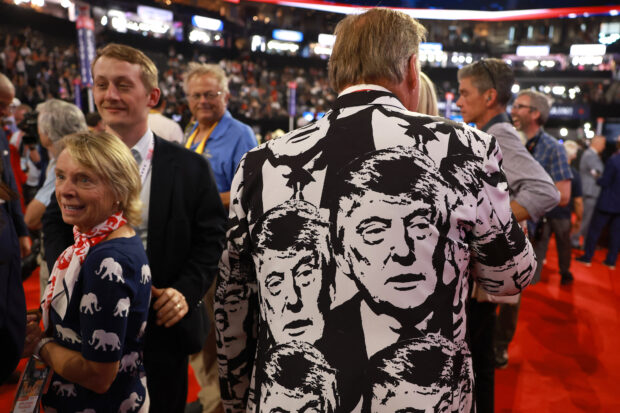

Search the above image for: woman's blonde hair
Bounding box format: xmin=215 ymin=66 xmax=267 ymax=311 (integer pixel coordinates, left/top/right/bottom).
xmin=418 ymin=72 xmax=439 ymax=116
xmin=60 ymin=131 xmax=142 ymax=226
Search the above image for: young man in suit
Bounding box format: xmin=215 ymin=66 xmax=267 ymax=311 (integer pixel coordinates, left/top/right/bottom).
xmin=42 ymin=44 xmax=227 ymax=413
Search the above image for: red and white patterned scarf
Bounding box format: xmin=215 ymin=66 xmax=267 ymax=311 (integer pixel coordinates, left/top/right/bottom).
xmin=41 ymin=211 xmax=127 ymax=330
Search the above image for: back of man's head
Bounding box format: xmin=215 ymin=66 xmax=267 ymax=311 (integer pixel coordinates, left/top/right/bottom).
xmin=92 ymin=43 xmax=158 ymax=92
xmin=517 ymin=90 xmax=551 ymax=126
xmin=457 ymin=58 xmax=514 ymax=107
xmin=328 ymin=8 xmax=426 ymax=93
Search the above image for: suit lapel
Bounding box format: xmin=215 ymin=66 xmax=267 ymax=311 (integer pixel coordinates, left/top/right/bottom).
xmin=147 ymin=136 xmax=175 ymax=261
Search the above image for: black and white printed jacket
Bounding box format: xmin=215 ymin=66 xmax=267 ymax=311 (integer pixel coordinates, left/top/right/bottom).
xmin=215 ymin=84 xmax=536 ymax=413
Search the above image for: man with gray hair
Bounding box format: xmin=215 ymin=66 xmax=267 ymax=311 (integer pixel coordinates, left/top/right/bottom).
xmin=216 ymin=8 xmax=535 ymax=413
xmin=183 ymin=62 xmax=257 ymax=209
xmin=511 ymin=89 xmax=573 ymax=282
xmin=183 ymin=62 xmax=256 ymax=413
xmin=456 ymin=59 xmax=559 ymax=410
xmin=23 ymin=99 xmax=87 ymax=293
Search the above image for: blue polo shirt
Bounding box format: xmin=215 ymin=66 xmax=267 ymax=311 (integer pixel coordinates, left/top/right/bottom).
xmin=186 ymin=111 xmax=257 ymax=193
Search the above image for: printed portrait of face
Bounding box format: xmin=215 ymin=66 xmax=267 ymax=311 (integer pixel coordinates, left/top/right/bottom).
xmin=253 ymin=200 xmax=331 ymax=345
xmin=363 ymin=334 xmax=460 ymax=413
xmin=214 ymin=278 xmax=250 ymax=361
xmin=333 ymin=147 xmax=448 ymax=313
xmin=258 ymin=342 xmax=338 ymax=413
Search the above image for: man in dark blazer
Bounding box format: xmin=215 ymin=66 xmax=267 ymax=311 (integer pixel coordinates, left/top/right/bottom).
xmin=42 ymin=44 xmax=227 ymax=413
xmin=577 ymin=140 xmax=620 ymax=269
xmin=0 ymin=73 xmax=29 ymax=384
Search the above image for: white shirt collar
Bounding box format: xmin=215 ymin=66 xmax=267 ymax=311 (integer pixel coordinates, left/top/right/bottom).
xmin=338 ymin=84 xmax=393 ymax=97
xmin=131 ymin=129 xmax=154 ymax=167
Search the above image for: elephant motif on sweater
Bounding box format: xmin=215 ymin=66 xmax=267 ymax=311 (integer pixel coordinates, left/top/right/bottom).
xmin=96 ymin=257 xmax=125 ymax=283
xmin=56 ymin=325 xmax=82 ymax=344
xmin=80 ymin=293 xmax=101 ymax=314
xmin=52 ymin=381 xmax=77 ymax=397
xmin=89 ymin=329 xmax=121 ymax=351
xmin=118 ymin=392 xmax=143 ymax=413
xmin=119 ymin=351 xmax=140 ymax=373
xmin=140 ymin=265 xmax=151 ymax=285
xmin=114 ymin=297 xmax=130 ymax=317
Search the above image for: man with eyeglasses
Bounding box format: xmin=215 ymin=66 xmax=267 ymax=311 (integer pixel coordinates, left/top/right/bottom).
xmin=183 ymin=63 xmax=257 ymax=210
xmin=511 ymin=90 xmax=573 ymax=279
xmin=457 ymin=59 xmax=559 ymax=413
xmin=182 ymin=62 xmax=256 ymax=413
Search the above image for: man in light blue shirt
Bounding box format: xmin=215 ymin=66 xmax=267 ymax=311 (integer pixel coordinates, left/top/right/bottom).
xmin=183 ymin=62 xmax=257 ymax=210
xmin=183 ymin=62 xmax=257 ymax=413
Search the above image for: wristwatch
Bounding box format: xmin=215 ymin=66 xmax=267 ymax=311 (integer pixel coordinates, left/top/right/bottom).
xmin=33 ymin=337 xmax=54 ymax=361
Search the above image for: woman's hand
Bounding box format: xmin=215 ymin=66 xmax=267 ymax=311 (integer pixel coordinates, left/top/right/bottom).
xmin=22 ymin=313 xmax=45 ymax=358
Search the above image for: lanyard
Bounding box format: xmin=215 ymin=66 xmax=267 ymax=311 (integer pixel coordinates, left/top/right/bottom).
xmin=526 ymin=136 xmax=540 ymax=154
xmin=185 ymin=122 xmax=218 ymax=155
xmin=138 ymin=136 xmax=155 ymax=186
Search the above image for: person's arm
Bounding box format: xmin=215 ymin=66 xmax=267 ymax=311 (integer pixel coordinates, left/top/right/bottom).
xmin=222 ymin=124 xmax=258 ymax=212
xmin=220 ymin=191 xmax=230 ymax=210
xmin=470 ymin=134 xmax=536 ymax=296
xmin=38 ymin=341 xmax=118 ymax=394
xmin=490 ymin=126 xmax=559 ymax=222
xmin=556 ymin=179 xmax=572 ymax=207
xmin=216 ymin=155 xmax=258 ymax=413
xmin=551 ymin=146 xmax=574 ymax=207
xmin=510 ymin=200 xmax=530 ymax=222
xmin=24 ymin=199 xmax=45 ymax=230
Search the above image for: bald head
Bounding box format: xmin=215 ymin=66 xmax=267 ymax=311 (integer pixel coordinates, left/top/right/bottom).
xmin=591 ymin=136 xmax=606 ymax=154
xmin=0 ymin=73 xmax=15 ymax=118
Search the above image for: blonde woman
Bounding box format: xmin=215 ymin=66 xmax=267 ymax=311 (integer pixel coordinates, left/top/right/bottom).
xmin=24 ymin=131 xmax=151 ymax=412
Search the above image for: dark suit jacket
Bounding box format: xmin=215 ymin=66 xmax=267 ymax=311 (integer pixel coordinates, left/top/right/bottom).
xmin=42 ymin=135 xmax=227 ymax=355
xmin=0 ymin=130 xmax=27 ymax=383
xmin=596 ymin=152 xmax=620 ymax=214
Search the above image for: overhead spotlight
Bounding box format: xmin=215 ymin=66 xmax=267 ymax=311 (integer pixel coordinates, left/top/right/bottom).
xmin=543 ymin=86 xmax=551 ymax=94
xmin=584 ymin=122 xmax=591 ymax=130
xmin=585 ymin=130 xmax=595 ymax=139
xmin=560 ymin=128 xmax=568 ymax=137
xmin=511 ymin=84 xmax=520 ymax=94
xmin=610 ymin=10 xmax=619 ymax=16
xmin=101 ymin=16 xmax=108 ymax=26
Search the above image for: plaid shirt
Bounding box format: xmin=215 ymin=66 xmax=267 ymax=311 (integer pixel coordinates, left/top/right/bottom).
xmin=526 ymin=129 xmax=573 ymax=183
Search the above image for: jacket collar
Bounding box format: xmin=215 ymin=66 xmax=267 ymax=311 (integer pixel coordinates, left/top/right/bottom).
xmin=333 ymin=84 xmax=406 ymax=112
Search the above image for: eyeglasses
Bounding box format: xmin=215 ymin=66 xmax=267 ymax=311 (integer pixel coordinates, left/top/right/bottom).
xmin=189 ymin=91 xmax=223 ymax=101
xmin=479 ymin=59 xmax=496 ymax=91
xmin=512 ymin=103 xmax=535 ymax=111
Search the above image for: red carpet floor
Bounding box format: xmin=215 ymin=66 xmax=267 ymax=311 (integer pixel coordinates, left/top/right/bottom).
xmin=1 ymin=238 xmax=618 ymax=411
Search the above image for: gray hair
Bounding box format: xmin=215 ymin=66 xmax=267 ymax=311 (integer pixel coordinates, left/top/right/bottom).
xmin=517 ymin=90 xmax=552 ymax=125
xmin=457 ymin=58 xmax=515 ymax=106
xmin=37 ymin=99 xmax=87 ymax=145
xmin=182 ymin=62 xmax=229 ymax=95
xmin=328 ymin=8 xmax=427 ymax=93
